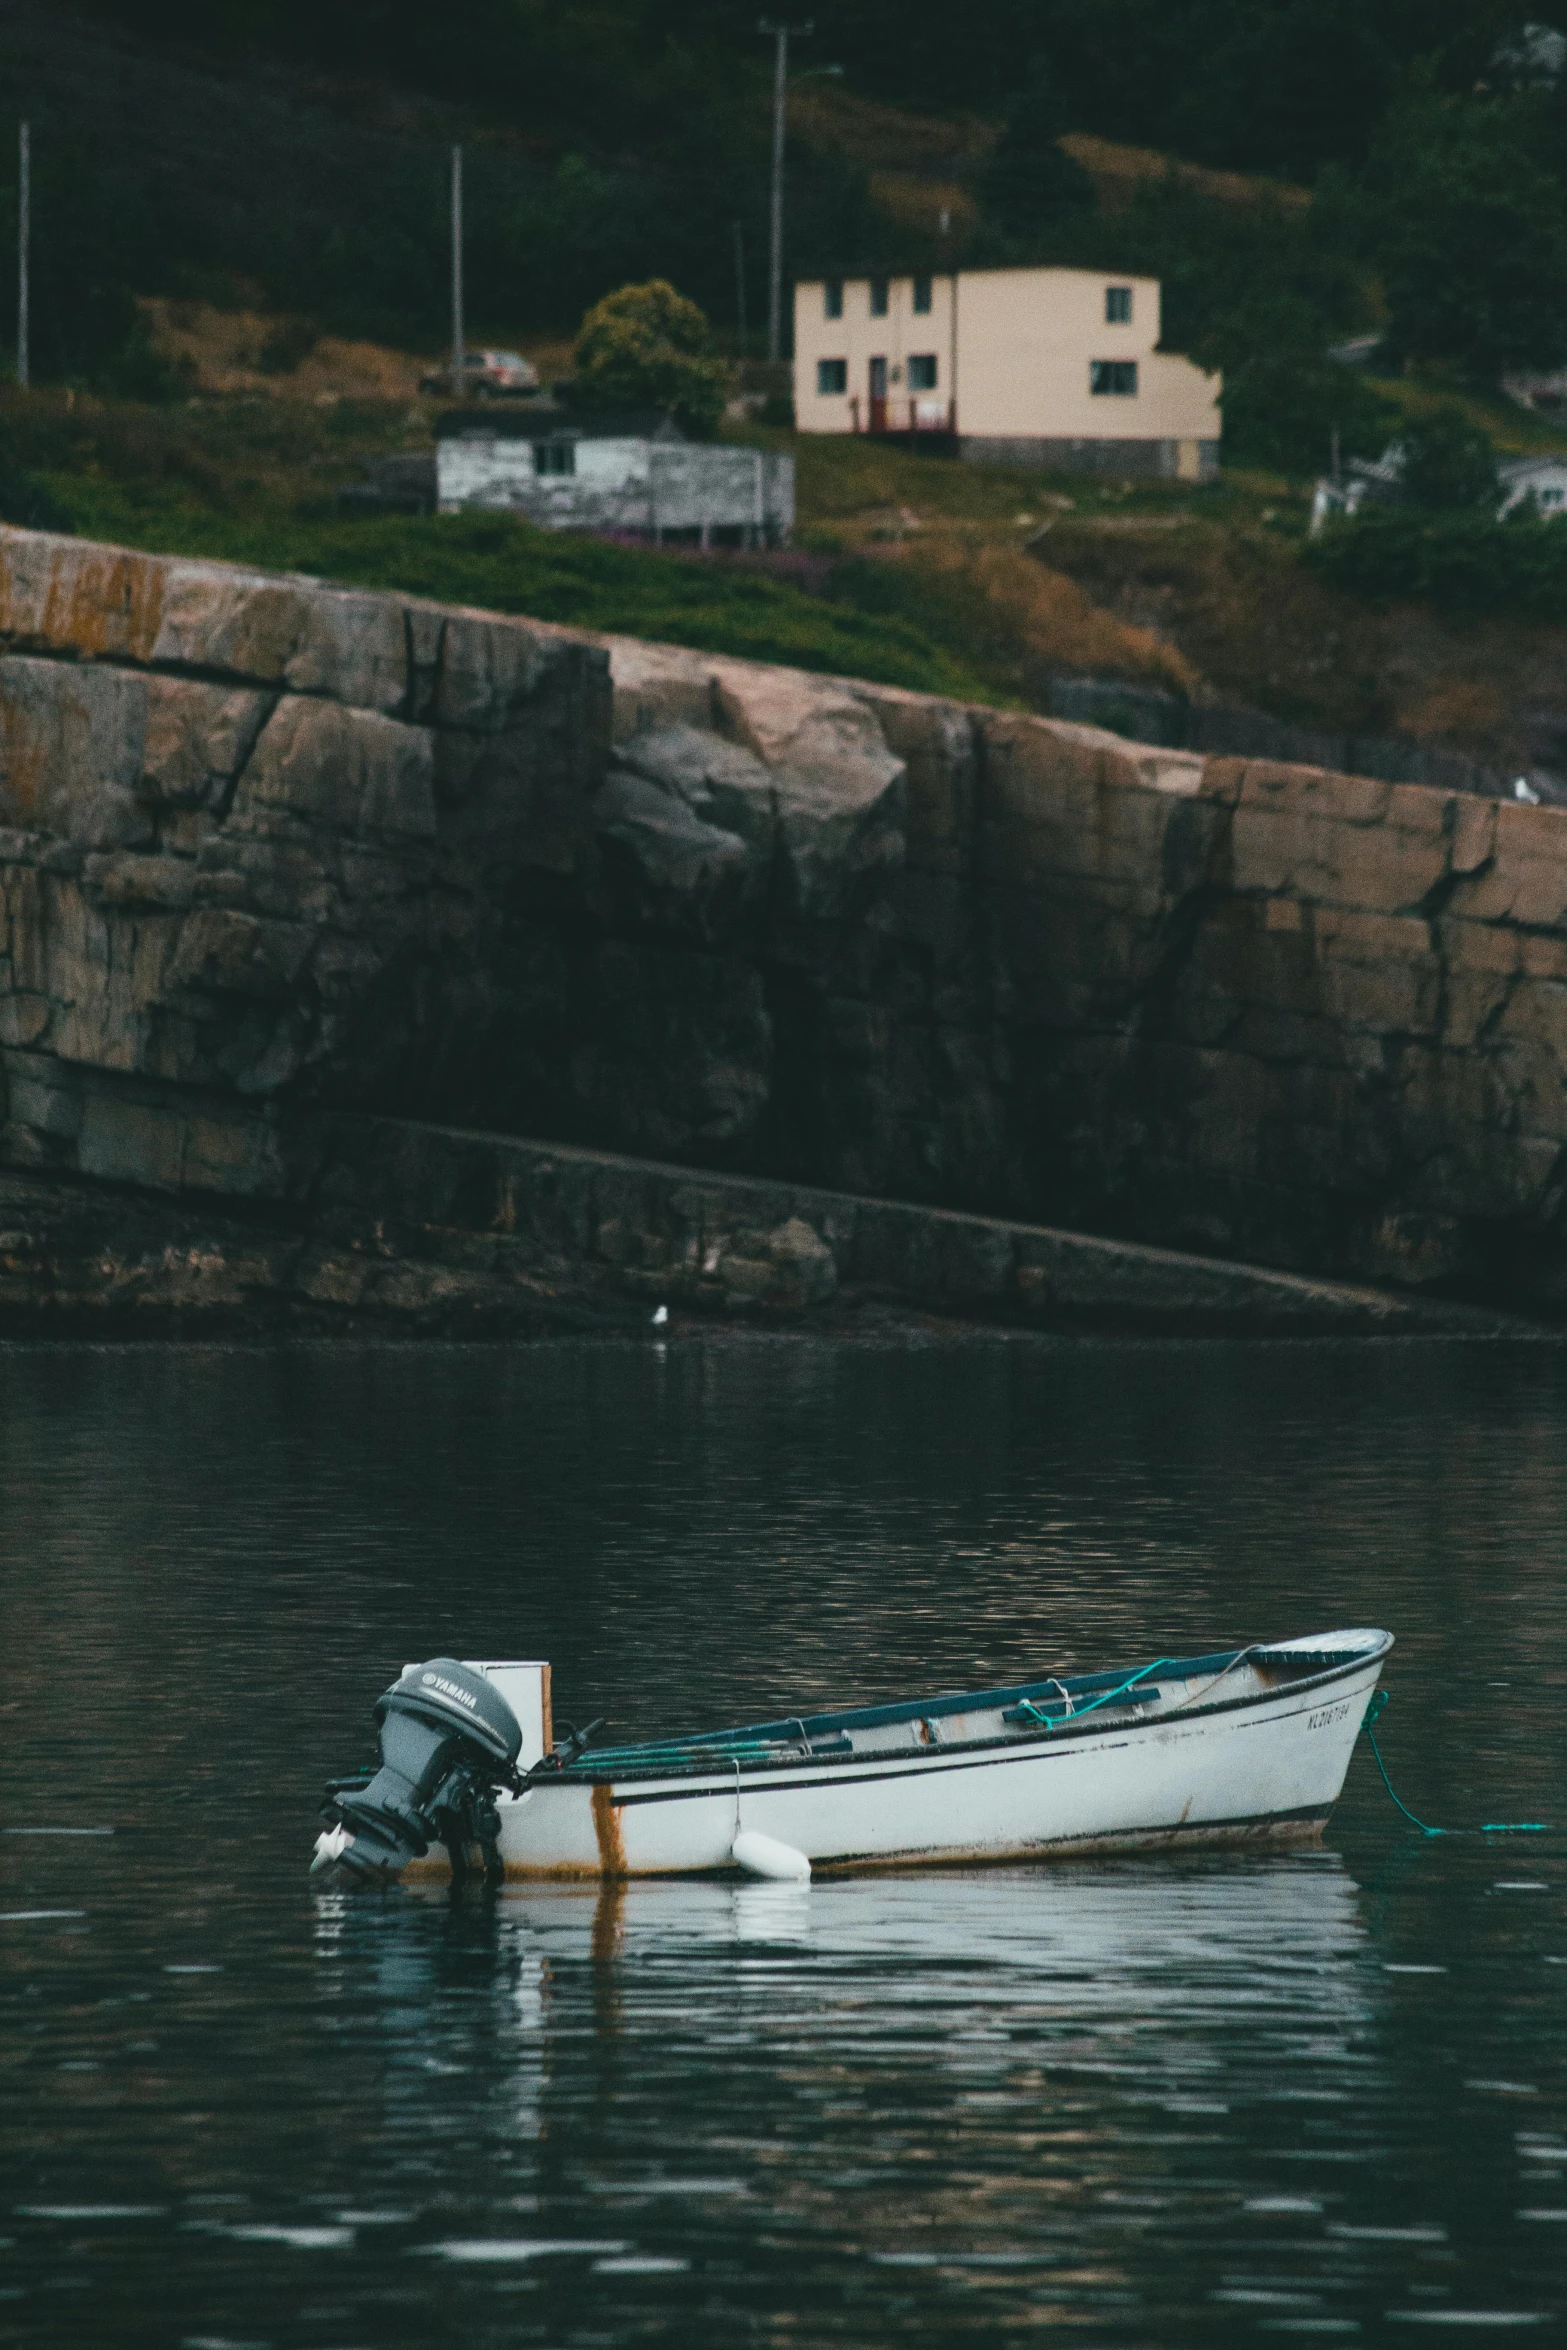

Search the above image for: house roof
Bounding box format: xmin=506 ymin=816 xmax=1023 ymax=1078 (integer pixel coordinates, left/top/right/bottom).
xmin=794 ymin=262 xmax=1154 ymax=287
xmin=1497 ymin=453 xmax=1567 ymax=482
xmin=435 ymin=405 xmax=688 ymax=444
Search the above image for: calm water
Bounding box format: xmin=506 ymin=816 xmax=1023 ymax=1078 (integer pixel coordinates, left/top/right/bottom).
xmin=2 ymin=1334 xmax=1566 ymax=2349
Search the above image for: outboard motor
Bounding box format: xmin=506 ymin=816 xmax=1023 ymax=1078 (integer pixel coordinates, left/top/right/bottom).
xmin=312 ymin=1658 xmax=524 ymax=1884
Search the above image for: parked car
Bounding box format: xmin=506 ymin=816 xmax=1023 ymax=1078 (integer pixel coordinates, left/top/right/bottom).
xmin=420 ymin=349 xmax=541 ymax=399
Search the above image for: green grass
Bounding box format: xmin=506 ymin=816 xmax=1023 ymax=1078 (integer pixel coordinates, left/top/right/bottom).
xmin=1365 ymin=373 xmax=1567 ymax=461
xmin=1304 ymin=506 xmax=1567 ymax=620
xmin=731 ymin=419 xmax=1275 ymax=528
xmin=44 ymin=471 xmax=999 ymax=701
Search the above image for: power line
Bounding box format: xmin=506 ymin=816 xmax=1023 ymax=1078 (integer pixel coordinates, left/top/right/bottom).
xmin=17 ymin=120 xmax=29 ymax=390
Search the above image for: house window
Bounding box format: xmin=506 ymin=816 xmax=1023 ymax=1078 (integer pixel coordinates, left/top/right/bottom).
xmin=533 ymin=441 xmax=575 ymax=474
xmin=870 ymin=276 xmax=889 ymax=317
xmin=817 ymin=357 xmax=847 ymax=396
xmin=908 ymin=353 xmax=938 ymax=390
xmin=912 ymin=274 xmax=933 ymax=314
xmin=1090 ymin=359 xmax=1138 ymax=396
xmin=1105 ymin=285 xmax=1132 ymax=324
xmin=824 ymin=279 xmax=843 ymax=320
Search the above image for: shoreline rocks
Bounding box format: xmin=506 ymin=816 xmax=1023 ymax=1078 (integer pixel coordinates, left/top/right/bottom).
xmin=0 ymin=521 xmax=1565 ymax=1322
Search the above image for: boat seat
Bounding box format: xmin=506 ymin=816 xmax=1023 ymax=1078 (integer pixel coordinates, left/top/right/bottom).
xmin=1004 ymin=1687 xmax=1165 ymax=1727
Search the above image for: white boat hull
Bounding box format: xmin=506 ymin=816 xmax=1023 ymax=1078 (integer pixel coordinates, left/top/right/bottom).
xmin=405 ymin=1637 xmax=1388 ymax=1882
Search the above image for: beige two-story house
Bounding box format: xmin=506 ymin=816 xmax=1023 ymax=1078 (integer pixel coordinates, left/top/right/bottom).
xmin=793 ymin=265 xmax=1221 ymax=480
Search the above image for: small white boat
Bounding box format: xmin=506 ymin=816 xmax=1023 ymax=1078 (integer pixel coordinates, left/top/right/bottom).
xmin=311 ymin=1629 xmax=1392 ymax=1885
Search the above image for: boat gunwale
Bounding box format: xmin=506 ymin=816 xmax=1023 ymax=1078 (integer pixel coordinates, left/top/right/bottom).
xmin=534 ymin=1636 xmax=1392 ymax=1793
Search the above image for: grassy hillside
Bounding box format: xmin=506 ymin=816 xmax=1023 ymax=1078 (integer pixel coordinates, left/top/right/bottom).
xmin=12 ymin=393 xmax=1004 ymax=700
xmin=0 ymin=3 xmax=1515 ymax=388
xmin=0 ymin=0 xmax=1560 ymax=775
xmin=14 ymin=379 xmax=1567 ymax=784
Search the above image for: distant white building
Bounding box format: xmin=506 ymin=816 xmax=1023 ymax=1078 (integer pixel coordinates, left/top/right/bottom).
xmin=436 ymin=408 xmax=793 ymax=546
xmin=792 ymin=264 xmax=1221 ymax=479
xmin=1309 ymin=448 xmax=1404 ymax=531
xmin=1500 ymin=367 xmax=1567 ymax=415
xmin=1311 ymin=442 xmax=1567 ymax=531
xmin=1496 ymin=453 xmax=1567 ymax=517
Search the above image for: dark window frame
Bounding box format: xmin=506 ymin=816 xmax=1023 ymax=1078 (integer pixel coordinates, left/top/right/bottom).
xmin=1089 ymin=359 xmax=1138 ymax=396
xmin=912 ymin=275 xmax=933 ymax=315
xmin=816 ymin=357 xmax=848 ymax=396
xmin=1105 ymin=285 xmax=1132 ymax=324
xmin=533 ymin=440 xmax=576 ymax=475
xmin=824 ymin=279 xmax=844 ymax=320
xmin=869 ymin=276 xmax=889 ymax=317
xmin=907 ymin=352 xmax=938 ymax=391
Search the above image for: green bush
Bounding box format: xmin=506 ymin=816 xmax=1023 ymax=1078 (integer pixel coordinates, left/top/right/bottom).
xmin=573 ymin=280 xmax=732 ymax=439
xmin=1218 ymin=344 xmax=1399 ymax=477
xmin=1303 ymin=507 xmax=1567 ymax=619
xmin=1353 ymin=93 xmax=1567 ymax=377
xmin=1396 ymin=406 xmax=1497 ymax=512
xmin=0 ymin=426 xmax=71 ymax=531
xmin=38 ymin=494 xmax=994 ymax=699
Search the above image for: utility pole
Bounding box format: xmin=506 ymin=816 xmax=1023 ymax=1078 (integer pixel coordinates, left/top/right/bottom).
xmin=450 ymin=142 xmax=465 ymax=395
xmin=758 ymin=19 xmax=811 ymax=364
xmin=17 ymin=121 xmax=29 ymax=391
xmin=733 ymin=219 xmax=748 ymax=355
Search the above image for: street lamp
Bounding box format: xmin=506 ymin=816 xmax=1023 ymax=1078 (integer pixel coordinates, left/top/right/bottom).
xmin=757 ymin=22 xmax=841 ymax=364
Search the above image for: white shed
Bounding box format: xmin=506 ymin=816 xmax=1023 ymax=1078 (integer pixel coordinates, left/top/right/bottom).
xmin=1497 ymin=454 xmax=1567 ymax=519
xmin=436 ymin=407 xmax=794 ymax=546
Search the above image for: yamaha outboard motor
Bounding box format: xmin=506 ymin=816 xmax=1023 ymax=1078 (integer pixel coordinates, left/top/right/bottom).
xmin=312 ymin=1658 xmax=524 ymax=1884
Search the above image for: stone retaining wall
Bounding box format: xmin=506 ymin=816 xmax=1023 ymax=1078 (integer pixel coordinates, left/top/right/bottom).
xmin=0 ymin=523 xmax=1564 ymax=1314
xmin=0 ymin=1116 xmax=1487 ymax=1334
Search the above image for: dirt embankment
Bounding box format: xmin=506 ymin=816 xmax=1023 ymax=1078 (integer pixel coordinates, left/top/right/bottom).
xmin=1030 ymin=518 xmax=1567 ymax=781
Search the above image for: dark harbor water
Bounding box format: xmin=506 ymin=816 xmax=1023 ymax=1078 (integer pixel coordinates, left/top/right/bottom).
xmin=3 ymin=1334 xmax=1566 ymax=2350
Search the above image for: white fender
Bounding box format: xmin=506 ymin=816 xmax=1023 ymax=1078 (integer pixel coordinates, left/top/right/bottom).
xmin=311 ymin=1824 xmax=353 ymax=1873
xmin=732 ymin=1829 xmax=811 ymax=1882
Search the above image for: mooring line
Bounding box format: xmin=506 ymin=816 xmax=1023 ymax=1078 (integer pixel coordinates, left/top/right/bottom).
xmin=1361 ymin=1690 xmax=1551 ymax=1837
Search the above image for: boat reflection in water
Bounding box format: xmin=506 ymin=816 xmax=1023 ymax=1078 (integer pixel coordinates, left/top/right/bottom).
xmin=310 ymin=1847 xmax=1387 ymax=2334
xmin=337 ymin=1849 xmax=1376 ymax=2070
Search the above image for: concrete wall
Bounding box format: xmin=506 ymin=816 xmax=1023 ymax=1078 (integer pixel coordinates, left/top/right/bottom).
xmin=2 ymin=523 xmax=1567 ymax=1314
xmin=963 ymin=436 xmax=1219 ymax=481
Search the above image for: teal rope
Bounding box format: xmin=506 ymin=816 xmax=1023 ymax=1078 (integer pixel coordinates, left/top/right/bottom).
xmin=602 ymin=1659 xmax=1191 ymax=1768
xmin=1360 ymin=1690 xmax=1550 ymax=1836
xmin=595 ymin=1657 xmax=1197 ymax=1776
xmin=1015 ymin=1654 xmax=1180 ymax=1732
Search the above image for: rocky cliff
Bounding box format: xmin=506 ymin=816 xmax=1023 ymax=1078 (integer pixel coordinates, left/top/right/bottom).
xmin=0 ymin=523 xmax=1563 ymax=1321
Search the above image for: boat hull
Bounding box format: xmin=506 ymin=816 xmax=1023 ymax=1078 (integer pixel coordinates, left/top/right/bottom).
xmin=407 ymin=1650 xmax=1385 ymax=1882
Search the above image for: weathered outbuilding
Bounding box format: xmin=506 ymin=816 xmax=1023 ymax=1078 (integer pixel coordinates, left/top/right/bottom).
xmin=436 ymin=407 xmax=794 ymax=545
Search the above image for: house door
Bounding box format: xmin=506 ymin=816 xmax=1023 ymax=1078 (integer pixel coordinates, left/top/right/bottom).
xmin=868 ymin=355 xmax=888 ymax=432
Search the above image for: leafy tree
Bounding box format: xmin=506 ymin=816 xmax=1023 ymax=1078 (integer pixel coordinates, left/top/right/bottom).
xmin=1396 ymin=406 xmax=1498 ymax=509
xmin=1357 ymin=93 xmax=1567 ymax=376
xmin=0 ymin=425 xmax=70 ymax=531
xmin=1198 ymin=298 xmax=1398 ymax=474
xmin=977 ymin=64 xmax=1094 ymax=245
xmin=1159 ymin=1 xmax=1398 ymax=178
xmin=573 ymin=280 xmax=731 ymax=437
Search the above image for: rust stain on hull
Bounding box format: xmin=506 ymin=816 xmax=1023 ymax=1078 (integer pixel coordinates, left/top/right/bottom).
xmin=591 ymin=1781 xmax=627 ymax=1878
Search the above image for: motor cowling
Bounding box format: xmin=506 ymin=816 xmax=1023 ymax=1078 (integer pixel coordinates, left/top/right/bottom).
xmin=313 ymin=1658 xmax=524 ymax=1883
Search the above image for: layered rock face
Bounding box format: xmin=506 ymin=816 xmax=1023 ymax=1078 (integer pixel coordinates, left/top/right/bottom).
xmin=0 ymin=522 xmax=1564 ymax=1313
